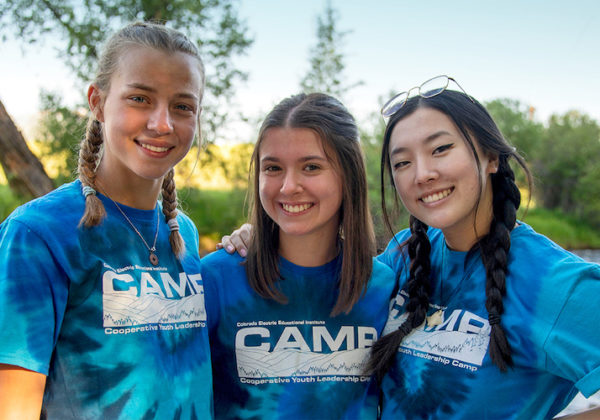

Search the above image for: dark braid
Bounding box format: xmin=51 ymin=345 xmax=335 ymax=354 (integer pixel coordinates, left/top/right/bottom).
xmin=366 ymin=216 xmax=432 ymax=382
xmin=479 ymin=155 xmax=520 ymax=371
xmin=78 ymin=119 xmax=106 ymax=227
xmin=161 ymin=168 xmax=185 ymax=258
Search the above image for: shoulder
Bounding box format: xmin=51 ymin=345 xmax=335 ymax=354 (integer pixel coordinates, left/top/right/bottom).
xmin=175 ymin=210 xmax=198 ymax=233
xmin=368 ymin=256 xmax=397 ymax=294
xmin=372 ymin=257 xmax=396 ymax=281
xmin=2 ymin=181 xmax=83 ymax=237
xmin=511 ymin=222 xmax=598 ymax=275
xmin=201 ymin=249 xmax=245 ymax=276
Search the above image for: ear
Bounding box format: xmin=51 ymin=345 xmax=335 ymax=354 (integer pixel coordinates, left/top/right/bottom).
xmin=486 ymin=154 xmax=500 ymax=174
xmin=88 ymin=84 xmax=105 ymax=122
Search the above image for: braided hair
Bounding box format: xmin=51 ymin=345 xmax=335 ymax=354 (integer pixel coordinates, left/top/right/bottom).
xmin=367 ymin=90 xmax=532 ymax=380
xmin=77 ymin=21 xmax=205 ymax=259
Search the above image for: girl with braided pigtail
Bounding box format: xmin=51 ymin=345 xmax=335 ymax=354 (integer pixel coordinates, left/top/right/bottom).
xmin=0 ymin=22 xmax=213 ymax=419
xmin=369 ymin=77 xmax=600 ymax=419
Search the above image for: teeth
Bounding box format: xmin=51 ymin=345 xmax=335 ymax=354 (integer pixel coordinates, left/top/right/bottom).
xmin=141 ymin=143 xmax=169 ymax=153
xmin=421 ymin=188 xmax=452 ymax=204
xmin=282 ymin=203 xmax=312 ymax=213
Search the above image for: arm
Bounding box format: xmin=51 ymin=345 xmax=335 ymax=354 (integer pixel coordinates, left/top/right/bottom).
xmin=216 ymin=223 xmax=252 ymax=257
xmin=0 ymin=364 xmax=46 ymax=420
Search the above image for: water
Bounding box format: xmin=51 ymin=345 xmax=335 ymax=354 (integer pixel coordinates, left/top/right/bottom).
xmin=571 ymin=249 xmax=600 ymax=264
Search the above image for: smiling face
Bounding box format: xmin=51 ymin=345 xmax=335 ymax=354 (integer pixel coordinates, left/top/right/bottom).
xmin=389 ymin=107 xmax=498 ymax=250
xmin=88 ymin=46 xmax=202 ymax=193
xmin=258 ymin=127 xmax=343 ymax=246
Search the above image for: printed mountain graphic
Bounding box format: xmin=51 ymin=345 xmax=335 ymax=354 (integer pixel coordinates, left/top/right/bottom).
xmin=383 ymin=314 xmax=489 ymax=365
xmin=103 ymin=292 xmax=206 ymax=327
xmin=236 ymin=347 xmax=369 ymax=378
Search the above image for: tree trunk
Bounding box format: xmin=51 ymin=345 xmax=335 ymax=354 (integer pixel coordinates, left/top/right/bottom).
xmin=0 ymin=98 xmax=54 ymax=198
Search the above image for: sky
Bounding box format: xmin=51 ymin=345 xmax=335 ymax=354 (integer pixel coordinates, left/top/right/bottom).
xmin=1 ymin=0 xmax=599 ymax=143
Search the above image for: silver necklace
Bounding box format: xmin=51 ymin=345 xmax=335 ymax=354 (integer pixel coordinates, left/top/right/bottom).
xmin=106 ymin=194 xmax=161 ymax=266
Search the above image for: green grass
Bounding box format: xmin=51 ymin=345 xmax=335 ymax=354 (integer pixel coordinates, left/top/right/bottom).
xmin=519 ymin=207 xmax=600 ymax=249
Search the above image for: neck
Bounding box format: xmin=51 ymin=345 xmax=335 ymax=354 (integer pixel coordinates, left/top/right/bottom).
xmin=278 ymin=229 xmax=340 ymax=267
xmin=95 ymin=166 xmax=162 ymax=210
xmin=444 ymin=185 xmax=495 ymax=252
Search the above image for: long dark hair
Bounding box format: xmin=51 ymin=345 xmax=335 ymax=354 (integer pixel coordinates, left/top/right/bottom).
xmin=245 ymin=92 xmax=376 ymax=315
xmin=367 ymin=89 xmax=533 ymax=381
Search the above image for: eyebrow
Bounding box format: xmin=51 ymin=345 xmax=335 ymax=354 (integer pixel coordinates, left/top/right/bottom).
xmin=390 ymin=130 xmax=452 ymax=156
xmin=126 ymin=83 xmax=199 ymax=101
xmin=260 ymin=155 xmax=328 ymax=163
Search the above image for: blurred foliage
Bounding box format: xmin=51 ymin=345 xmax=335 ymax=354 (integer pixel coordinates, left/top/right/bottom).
xmin=0 ymin=0 xmax=253 ymax=143
xmin=486 ymin=100 xmax=600 ymax=229
xmin=534 ymin=111 xmax=600 ymax=227
xmin=178 ymin=187 xmax=248 ymax=255
xmin=0 ymin=184 xmax=22 ymax=222
xmin=36 ymin=91 xmax=88 ymax=183
xmin=299 ymin=2 xmax=362 ymax=100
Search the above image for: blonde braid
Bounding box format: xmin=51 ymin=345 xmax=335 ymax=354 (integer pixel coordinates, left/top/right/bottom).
xmin=161 ymin=168 xmax=185 ymax=258
xmin=78 ymin=119 xmax=106 ymax=227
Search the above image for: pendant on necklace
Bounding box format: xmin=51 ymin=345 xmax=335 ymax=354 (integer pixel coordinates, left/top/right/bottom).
xmin=149 ymin=252 xmax=159 ymax=266
xmin=426 ymin=309 xmax=444 ymax=327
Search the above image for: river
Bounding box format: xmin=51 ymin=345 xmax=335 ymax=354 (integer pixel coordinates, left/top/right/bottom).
xmin=571 ymin=249 xmax=600 ymax=264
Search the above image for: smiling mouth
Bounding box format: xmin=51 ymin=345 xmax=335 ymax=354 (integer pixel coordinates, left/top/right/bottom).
xmin=282 ymin=203 xmax=313 ymax=213
xmin=421 ymin=188 xmax=453 ymax=204
xmin=137 ymin=141 xmax=171 ymax=153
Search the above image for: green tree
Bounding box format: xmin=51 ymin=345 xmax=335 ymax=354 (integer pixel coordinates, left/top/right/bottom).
xmin=299 ymin=2 xmax=362 ymax=100
xmin=485 ymin=98 xmax=544 ymax=162
xmin=0 ymin=0 xmax=252 ymax=180
xmin=534 ymin=111 xmax=600 ymax=226
xmin=36 ymin=91 xmax=88 ymax=183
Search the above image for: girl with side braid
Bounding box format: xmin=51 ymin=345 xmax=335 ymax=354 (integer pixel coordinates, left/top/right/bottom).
xmin=0 ymin=22 xmax=212 ymax=419
xmin=369 ymin=77 xmax=600 ymax=419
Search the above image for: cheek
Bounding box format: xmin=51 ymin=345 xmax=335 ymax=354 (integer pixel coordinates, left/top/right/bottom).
xmin=258 ymin=176 xmax=272 ymax=207
xmin=178 ymin=120 xmax=198 ymax=144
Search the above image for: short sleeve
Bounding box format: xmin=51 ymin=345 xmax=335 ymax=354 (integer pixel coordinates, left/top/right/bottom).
xmin=544 ymin=263 xmax=600 ymax=397
xmin=0 ymin=218 xmax=69 ymax=374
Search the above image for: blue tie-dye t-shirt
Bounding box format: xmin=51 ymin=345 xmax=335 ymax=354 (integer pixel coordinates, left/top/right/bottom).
xmin=201 ymin=249 xmax=396 ymax=420
xmin=0 ymin=181 xmax=213 ymax=419
xmin=376 ymin=223 xmax=600 ymax=419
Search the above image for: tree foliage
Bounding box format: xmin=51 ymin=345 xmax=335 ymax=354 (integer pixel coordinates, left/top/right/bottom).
xmin=485 ymin=98 xmax=543 ymax=161
xmin=535 ymin=111 xmax=600 ymax=226
xmin=299 ymin=2 xmax=362 ymax=100
xmin=486 ymin=99 xmax=600 ymax=228
xmin=0 ymin=0 xmax=253 ymax=179
xmin=36 ymin=91 xmax=88 ymax=182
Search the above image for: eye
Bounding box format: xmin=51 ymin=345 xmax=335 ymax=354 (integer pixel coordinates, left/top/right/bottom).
xmin=262 ymin=164 xmax=281 ymax=173
xmin=174 ymin=103 xmax=195 ymax=113
xmin=433 ymin=143 xmax=453 ymax=155
xmin=392 ymin=160 xmax=410 ymax=170
xmin=304 ymin=163 xmax=321 ymax=172
xmin=129 ymin=96 xmax=147 ymax=104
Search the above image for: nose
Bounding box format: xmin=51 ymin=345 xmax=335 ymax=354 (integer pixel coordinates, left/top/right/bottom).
xmin=414 ymin=158 xmax=438 ymax=184
xmin=147 ymin=104 xmax=173 ymax=135
xmin=280 ymin=170 xmax=303 ymax=195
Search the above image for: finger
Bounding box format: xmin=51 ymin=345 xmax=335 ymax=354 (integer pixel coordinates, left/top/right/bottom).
xmin=219 ymin=235 xmax=236 ymax=253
